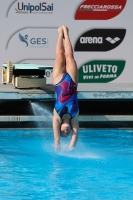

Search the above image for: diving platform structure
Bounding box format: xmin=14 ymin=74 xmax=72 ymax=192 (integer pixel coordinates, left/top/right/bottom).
xmin=2 ymin=61 xmax=53 ymax=89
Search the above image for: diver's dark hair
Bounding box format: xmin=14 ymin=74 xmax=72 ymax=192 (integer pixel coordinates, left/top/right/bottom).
xmin=60 ymin=131 xmax=70 ymax=138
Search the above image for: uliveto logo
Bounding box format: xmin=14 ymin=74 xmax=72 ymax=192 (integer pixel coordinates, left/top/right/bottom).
xmin=15 ymin=2 xmax=53 ymax=14
xmin=78 ymin=60 xmax=126 ymax=83
xmin=19 ymin=33 xmax=48 ymax=48
xmin=75 ymin=0 xmax=127 ymax=20
xmin=74 ymin=29 xmax=126 ymax=52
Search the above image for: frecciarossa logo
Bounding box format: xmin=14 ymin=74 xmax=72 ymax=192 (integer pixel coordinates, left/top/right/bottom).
xmin=74 ymin=29 xmax=126 ymax=52
xmin=75 ymin=0 xmax=127 ymax=20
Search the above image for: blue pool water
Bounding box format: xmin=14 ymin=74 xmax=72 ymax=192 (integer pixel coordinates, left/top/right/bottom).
xmin=0 ymin=129 xmax=133 ymax=200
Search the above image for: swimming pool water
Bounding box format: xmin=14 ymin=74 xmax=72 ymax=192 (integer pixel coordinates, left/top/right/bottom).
xmin=0 ymin=129 xmax=133 ymax=200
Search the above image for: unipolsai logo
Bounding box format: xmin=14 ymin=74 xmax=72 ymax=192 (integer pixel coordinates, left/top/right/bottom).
xmin=74 ymin=29 xmax=126 ymax=52
xmin=75 ymin=0 xmax=127 ymax=20
xmin=19 ymin=33 xmax=48 ymax=48
xmin=78 ymin=60 xmax=126 ymax=83
xmin=15 ymin=2 xmax=53 ymax=14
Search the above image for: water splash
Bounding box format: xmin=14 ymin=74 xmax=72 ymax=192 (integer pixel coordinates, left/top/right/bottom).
xmin=57 ymin=145 xmax=102 ymax=159
xmin=30 ymin=102 xmax=52 ymax=128
xmin=31 ymin=102 xmax=52 ymax=116
xmin=43 ymin=139 xmax=102 ymax=160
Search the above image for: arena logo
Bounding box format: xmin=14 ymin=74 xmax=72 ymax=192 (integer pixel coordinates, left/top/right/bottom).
xmin=15 ymin=2 xmax=53 ymax=14
xmin=74 ymin=29 xmax=126 ymax=52
xmin=19 ymin=33 xmax=48 ymax=48
xmin=75 ymin=0 xmax=127 ymax=20
xmin=78 ymin=60 xmax=126 ymax=83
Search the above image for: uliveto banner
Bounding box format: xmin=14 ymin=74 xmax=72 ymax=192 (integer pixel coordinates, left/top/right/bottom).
xmin=78 ymin=60 xmax=126 ymax=83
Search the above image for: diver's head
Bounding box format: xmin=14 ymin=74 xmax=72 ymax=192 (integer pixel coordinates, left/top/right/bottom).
xmin=60 ymin=123 xmax=71 ymax=137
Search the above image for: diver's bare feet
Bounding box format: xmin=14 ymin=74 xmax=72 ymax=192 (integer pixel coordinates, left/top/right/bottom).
xmin=62 ymin=25 xmax=69 ymax=38
xmin=58 ymin=26 xmax=63 ymax=37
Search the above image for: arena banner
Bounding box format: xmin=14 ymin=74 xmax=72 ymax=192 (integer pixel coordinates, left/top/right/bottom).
xmin=74 ymin=29 xmax=126 ymax=52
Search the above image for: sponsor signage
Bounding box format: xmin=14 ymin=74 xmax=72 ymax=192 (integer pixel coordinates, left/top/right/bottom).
xmin=74 ymin=29 xmax=126 ymax=52
xmin=75 ymin=0 xmax=127 ymax=20
xmin=78 ymin=60 xmax=126 ymax=83
xmin=19 ymin=33 xmax=48 ymax=48
xmin=15 ymin=1 xmax=53 ymax=14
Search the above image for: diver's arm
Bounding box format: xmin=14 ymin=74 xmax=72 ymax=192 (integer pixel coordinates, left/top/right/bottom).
xmin=53 ymin=110 xmax=61 ymax=151
xmin=69 ymin=120 xmax=79 ymax=149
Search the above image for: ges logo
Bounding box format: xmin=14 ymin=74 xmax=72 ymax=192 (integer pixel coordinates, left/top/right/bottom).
xmin=19 ymin=33 xmax=48 ymax=47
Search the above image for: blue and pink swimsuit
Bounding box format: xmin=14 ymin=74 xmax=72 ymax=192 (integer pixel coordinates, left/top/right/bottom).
xmin=54 ymin=73 xmax=79 ymax=118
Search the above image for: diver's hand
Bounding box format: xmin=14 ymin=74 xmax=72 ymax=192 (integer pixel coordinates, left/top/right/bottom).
xmin=54 ymin=138 xmax=60 ymax=150
xmin=54 ymin=143 xmax=61 ymax=153
xmin=68 ymin=146 xmax=74 ymax=152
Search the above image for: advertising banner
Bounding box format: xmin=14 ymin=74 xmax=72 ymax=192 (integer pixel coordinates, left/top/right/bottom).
xmin=0 ymin=0 xmax=133 ymax=85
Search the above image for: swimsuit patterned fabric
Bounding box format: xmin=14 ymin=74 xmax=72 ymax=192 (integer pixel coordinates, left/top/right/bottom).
xmin=54 ymin=73 xmax=79 ymax=118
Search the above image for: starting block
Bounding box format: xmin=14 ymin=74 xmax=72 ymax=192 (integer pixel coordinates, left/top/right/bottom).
xmin=2 ymin=61 xmax=53 ymax=88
